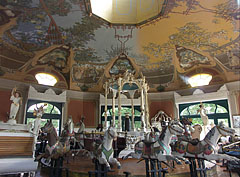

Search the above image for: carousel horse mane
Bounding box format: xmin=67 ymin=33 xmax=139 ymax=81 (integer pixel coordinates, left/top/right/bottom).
xmin=204 ymin=125 xmax=216 ymax=140
xmin=159 ymin=126 xmax=167 ymax=141
xmin=43 ymin=121 xmax=57 ymax=138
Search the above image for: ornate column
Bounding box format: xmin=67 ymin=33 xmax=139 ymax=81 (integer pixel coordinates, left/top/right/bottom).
xmin=144 ymin=83 xmax=150 ymax=129
xmin=129 ymin=90 xmax=136 ymax=131
xmin=104 ymin=82 xmax=108 ymax=130
xmin=112 ymin=90 xmax=117 ymax=126
xmin=140 ymin=86 xmax=146 ymax=131
xmin=118 ymin=78 xmax=122 ymax=132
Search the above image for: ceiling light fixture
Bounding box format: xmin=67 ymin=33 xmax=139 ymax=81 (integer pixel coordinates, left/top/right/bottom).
xmin=85 ymin=0 xmax=167 ymax=27
xmin=188 ymin=73 xmax=212 ymax=87
xmin=35 ymin=73 xmax=58 ymax=86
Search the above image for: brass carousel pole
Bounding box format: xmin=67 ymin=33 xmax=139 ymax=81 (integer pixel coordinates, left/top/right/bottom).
xmin=104 ymin=82 xmax=108 ymax=130
xmin=112 ymin=90 xmax=117 ymax=126
xmin=140 ymin=86 xmax=146 ymax=131
xmin=129 ymin=90 xmax=136 ymax=131
xmin=118 ymin=78 xmax=122 ymax=132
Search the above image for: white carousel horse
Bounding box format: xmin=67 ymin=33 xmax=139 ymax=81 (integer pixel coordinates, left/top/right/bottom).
xmin=173 ymin=121 xmax=240 ymax=162
xmin=72 ymin=117 xmax=86 ymax=150
xmin=123 ymin=120 xmax=189 ymax=164
xmin=151 ymin=111 xmax=172 ymax=132
xmin=65 ymin=116 xmax=74 ymax=135
xmin=91 ymin=125 xmax=121 ymax=170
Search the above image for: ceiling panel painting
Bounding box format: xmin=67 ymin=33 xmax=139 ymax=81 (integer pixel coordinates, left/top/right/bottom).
xmin=0 ymin=0 xmax=239 ymax=92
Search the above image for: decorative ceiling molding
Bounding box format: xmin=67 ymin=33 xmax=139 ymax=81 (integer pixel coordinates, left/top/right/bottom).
xmin=28 ymin=85 xmax=66 ymax=103
xmin=174 ymin=85 xmax=229 ymax=105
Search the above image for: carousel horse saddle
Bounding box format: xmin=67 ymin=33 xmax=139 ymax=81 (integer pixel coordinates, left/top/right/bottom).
xmin=188 ymin=139 xmax=200 ymax=146
xmin=187 ymin=141 xmax=204 ymax=155
xmin=143 ymin=140 xmax=157 ymax=147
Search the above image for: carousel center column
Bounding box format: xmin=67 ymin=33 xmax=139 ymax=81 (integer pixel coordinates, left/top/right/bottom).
xmin=129 ymin=90 xmax=136 ymax=131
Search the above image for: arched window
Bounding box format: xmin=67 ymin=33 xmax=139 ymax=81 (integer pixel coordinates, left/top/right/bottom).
xmin=179 ymin=99 xmax=230 ymax=126
xmin=25 ymin=100 xmax=62 ymax=134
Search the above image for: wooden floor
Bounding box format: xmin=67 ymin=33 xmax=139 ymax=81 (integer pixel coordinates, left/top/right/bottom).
xmin=1 ymin=156 xmax=238 ymax=177
xmin=36 ymin=155 xmax=238 ymax=177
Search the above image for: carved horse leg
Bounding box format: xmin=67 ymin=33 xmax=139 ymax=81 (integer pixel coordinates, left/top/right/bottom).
xmin=157 ymin=154 xmax=182 ymax=165
xmin=174 ymin=155 xmax=191 ymax=164
xmin=123 ymin=152 xmax=142 ymax=160
xmin=99 ymin=157 xmax=111 ymax=169
xmin=204 ymin=154 xmax=240 ymax=163
xmin=109 ymin=157 xmax=121 ymax=169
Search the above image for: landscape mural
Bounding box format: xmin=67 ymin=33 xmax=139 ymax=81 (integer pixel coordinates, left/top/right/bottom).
xmin=0 ymin=0 xmax=239 ymax=92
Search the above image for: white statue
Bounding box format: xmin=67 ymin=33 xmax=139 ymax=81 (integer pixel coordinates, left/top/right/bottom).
xmin=8 ymin=87 xmax=22 ymax=124
xmin=32 ymin=104 xmax=47 ymax=150
xmin=197 ymin=102 xmax=209 ymax=136
xmin=77 ymin=116 xmax=85 ymax=133
xmin=197 ymin=102 xmax=209 ymax=126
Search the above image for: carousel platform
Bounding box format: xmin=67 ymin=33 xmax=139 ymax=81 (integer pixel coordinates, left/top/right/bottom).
xmin=35 ymin=155 xmax=237 ymax=177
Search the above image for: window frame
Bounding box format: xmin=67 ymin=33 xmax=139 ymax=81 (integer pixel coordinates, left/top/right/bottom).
xmin=179 ymin=99 xmax=230 ymax=127
xmin=25 ymin=100 xmax=62 ymax=134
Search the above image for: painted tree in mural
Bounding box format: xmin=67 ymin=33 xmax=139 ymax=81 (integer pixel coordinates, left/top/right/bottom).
xmin=1 ymin=0 xmax=103 ymax=62
xmin=65 ymin=15 xmax=103 ymax=63
xmin=143 ymin=0 xmax=239 ymax=62
xmin=143 ymin=22 xmax=227 ymax=63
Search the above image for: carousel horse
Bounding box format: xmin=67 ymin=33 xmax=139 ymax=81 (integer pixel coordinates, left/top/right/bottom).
xmin=37 ymin=120 xmax=70 ymax=165
xmin=173 ymin=121 xmax=240 ymax=162
xmin=123 ymin=120 xmax=190 ymax=164
xmin=177 ymin=117 xmax=200 ymax=145
xmin=151 ymin=110 xmax=172 ymax=131
xmin=89 ymin=125 xmax=121 ymax=170
xmin=69 ymin=117 xmax=86 ymax=151
xmin=63 ymin=116 xmax=74 ymax=136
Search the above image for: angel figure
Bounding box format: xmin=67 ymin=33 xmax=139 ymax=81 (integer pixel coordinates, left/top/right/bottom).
xmin=8 ymin=87 xmax=22 ymax=123
xmin=197 ymin=102 xmax=209 ymax=126
xmin=197 ymin=102 xmax=209 ymax=136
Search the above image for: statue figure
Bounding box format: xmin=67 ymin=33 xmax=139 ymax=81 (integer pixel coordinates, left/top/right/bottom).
xmin=197 ymin=102 xmax=209 ymax=136
xmin=191 ymin=124 xmax=202 ymax=140
xmin=77 ymin=116 xmax=85 ymax=133
xmin=32 ymin=103 xmax=47 ymax=150
xmin=8 ymin=87 xmax=22 ymax=124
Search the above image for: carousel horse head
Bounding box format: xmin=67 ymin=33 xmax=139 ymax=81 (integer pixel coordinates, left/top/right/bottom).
xmin=145 ymin=126 xmax=161 ymax=143
xmin=180 ymin=117 xmax=192 ymax=126
xmin=216 ymin=121 xmax=235 ymax=137
xmin=64 ymin=116 xmax=74 ymax=134
xmin=106 ymin=125 xmax=118 ymax=141
xmin=168 ymin=120 xmax=185 ymax=136
xmin=42 ymin=120 xmax=55 ymax=134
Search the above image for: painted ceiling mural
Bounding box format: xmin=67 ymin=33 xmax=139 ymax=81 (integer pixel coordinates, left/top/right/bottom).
xmin=0 ymin=0 xmax=239 ymax=92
